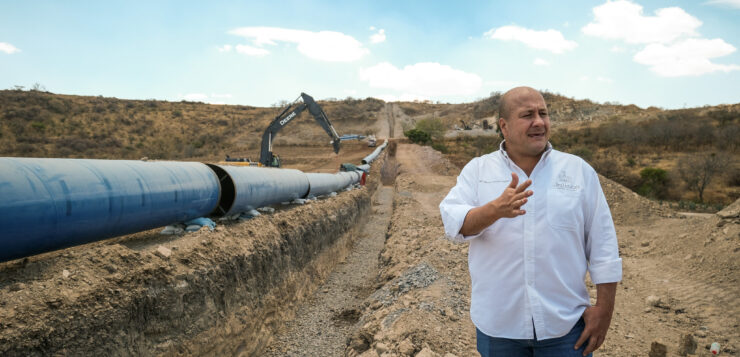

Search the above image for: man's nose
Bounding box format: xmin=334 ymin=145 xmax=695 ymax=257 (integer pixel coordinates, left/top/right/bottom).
xmin=532 ymin=113 xmax=545 ymax=126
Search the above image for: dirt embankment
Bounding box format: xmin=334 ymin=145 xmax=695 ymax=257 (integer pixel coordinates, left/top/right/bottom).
xmin=0 ymin=162 xmax=383 ymax=356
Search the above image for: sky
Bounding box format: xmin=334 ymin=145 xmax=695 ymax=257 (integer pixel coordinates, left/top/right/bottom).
xmin=1 ymin=0 xmax=739 ymax=109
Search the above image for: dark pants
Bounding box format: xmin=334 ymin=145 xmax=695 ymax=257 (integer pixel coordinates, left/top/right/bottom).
xmin=476 ymin=318 xmax=592 ymax=357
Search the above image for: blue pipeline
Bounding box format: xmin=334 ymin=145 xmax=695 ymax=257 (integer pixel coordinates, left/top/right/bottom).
xmin=0 ymin=158 xmax=220 ymax=263
xmin=361 ymin=140 xmax=388 ymax=164
xmin=0 ymin=149 xmax=382 ymax=262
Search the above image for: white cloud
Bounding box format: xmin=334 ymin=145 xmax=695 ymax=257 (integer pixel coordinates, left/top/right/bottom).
xmin=633 ymin=38 xmax=740 ymax=76
xmin=580 ymin=76 xmax=590 ymax=81
xmin=370 ymin=29 xmax=386 ymax=44
xmin=484 ymin=25 xmax=577 ymax=54
xmin=582 ymin=0 xmax=701 ymax=44
xmin=182 ymin=93 xmax=209 ymax=101
xmin=375 ymin=93 xmax=430 ymax=103
xmin=235 ymin=44 xmax=270 ymax=56
xmin=229 ymin=26 xmax=369 ymax=62
xmin=217 ymin=44 xmax=232 ymax=52
xmin=704 ymin=0 xmax=740 ymax=9
xmin=359 ymin=62 xmax=483 ymax=98
xmin=0 ymin=42 xmax=20 ymax=54
xmin=180 ymin=93 xmax=233 ymax=104
xmin=369 ymin=26 xmax=376 ymax=31
xmin=533 ymin=58 xmax=550 ymax=66
xmin=596 ymin=76 xmax=614 ymax=83
xmin=610 ymin=45 xmax=626 ymax=53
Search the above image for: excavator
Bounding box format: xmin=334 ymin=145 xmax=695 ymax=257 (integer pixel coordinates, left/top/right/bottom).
xmin=226 ymin=93 xmax=342 ymax=167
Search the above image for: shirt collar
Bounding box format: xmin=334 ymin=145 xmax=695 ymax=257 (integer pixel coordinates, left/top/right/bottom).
xmin=499 ymin=140 xmax=553 ymax=162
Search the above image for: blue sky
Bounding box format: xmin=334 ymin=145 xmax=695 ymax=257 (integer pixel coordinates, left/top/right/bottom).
xmin=1 ymin=0 xmax=738 ymax=109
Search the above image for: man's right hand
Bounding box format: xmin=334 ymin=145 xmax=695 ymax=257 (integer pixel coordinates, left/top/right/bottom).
xmin=489 ymin=172 xmax=533 ymax=218
xmin=459 ymin=172 xmax=533 ymax=236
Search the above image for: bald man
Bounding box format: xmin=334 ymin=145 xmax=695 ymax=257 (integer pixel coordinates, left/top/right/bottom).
xmin=439 ymin=87 xmax=621 ymax=356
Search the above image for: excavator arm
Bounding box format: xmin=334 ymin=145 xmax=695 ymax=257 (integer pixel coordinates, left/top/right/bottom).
xmin=259 ymin=93 xmax=341 ymax=167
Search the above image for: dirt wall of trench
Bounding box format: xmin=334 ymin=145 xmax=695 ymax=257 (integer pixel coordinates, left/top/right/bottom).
xmin=0 ymin=159 xmax=384 ymax=356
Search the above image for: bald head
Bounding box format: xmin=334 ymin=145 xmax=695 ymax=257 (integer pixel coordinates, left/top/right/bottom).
xmin=499 ymin=87 xmax=545 ymax=121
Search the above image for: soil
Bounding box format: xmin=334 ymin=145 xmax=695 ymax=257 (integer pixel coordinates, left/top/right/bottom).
xmin=1 ymin=135 xmax=738 ymax=356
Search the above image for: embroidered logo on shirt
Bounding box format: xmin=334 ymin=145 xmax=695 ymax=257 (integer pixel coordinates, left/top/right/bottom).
xmin=554 ymin=170 xmax=580 ymax=191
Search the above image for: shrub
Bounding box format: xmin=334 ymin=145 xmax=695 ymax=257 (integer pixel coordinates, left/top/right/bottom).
xmin=637 ymin=167 xmax=669 ymax=199
xmin=404 ymin=129 xmax=431 ymax=144
xmin=414 ymin=117 xmax=445 ymax=140
xmin=432 ymin=142 xmax=448 ymax=153
xmin=570 ymin=146 xmax=593 ymax=161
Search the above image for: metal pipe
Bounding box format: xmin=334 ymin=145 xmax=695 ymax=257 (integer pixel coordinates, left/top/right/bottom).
xmin=207 ymin=165 xmax=310 ymax=216
xmin=361 ymin=139 xmax=388 ymax=164
xmin=0 ymin=158 xmax=220 ymax=263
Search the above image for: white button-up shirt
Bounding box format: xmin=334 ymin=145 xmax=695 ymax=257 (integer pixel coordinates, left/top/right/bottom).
xmin=439 ymin=142 xmax=622 ymax=340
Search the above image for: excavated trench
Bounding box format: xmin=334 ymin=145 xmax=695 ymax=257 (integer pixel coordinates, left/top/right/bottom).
xmin=0 ymin=155 xmax=390 ymax=356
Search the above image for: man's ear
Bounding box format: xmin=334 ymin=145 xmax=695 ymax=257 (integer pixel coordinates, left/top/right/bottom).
xmin=498 ymin=118 xmax=507 ymax=137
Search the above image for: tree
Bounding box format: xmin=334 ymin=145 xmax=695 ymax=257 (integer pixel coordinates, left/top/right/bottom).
xmin=677 ymin=153 xmax=728 ymax=202
xmin=638 ymin=167 xmax=668 ymax=199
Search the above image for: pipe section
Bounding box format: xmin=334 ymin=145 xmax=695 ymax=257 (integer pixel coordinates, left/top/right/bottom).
xmin=0 ymin=158 xmax=220 ymax=263
xmin=207 ymin=165 xmax=310 ymax=216
xmin=361 ymin=140 xmax=389 ymax=164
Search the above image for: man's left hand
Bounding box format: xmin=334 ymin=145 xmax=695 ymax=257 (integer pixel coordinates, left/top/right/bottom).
xmin=574 ymin=304 xmax=614 ymax=356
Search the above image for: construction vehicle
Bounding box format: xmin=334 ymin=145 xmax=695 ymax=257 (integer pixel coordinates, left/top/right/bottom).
xmin=366 ymin=135 xmax=377 ymax=147
xmin=234 ymin=93 xmax=341 ymax=168
xmin=460 ymin=120 xmax=472 ymax=130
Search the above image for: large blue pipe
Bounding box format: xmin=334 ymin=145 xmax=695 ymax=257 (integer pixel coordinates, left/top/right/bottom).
xmin=0 ymin=158 xmax=220 ymax=263
xmin=361 ymin=140 xmax=388 ymax=164
xmin=207 ymin=164 xmax=310 ymax=216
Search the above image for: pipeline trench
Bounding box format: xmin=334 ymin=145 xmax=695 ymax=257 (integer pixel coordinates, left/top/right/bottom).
xmin=0 ymin=143 xmax=392 ymax=356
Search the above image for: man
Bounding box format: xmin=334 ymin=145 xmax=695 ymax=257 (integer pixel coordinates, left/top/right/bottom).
xmin=439 ymin=87 xmax=621 ymax=356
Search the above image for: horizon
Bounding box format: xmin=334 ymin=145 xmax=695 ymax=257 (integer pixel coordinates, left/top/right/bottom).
xmin=1 ymin=0 xmax=739 ymax=110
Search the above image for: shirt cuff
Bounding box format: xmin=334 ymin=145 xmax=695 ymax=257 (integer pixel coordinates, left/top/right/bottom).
xmin=443 ymin=205 xmax=483 ymax=243
xmin=588 ymin=258 xmax=623 ymax=284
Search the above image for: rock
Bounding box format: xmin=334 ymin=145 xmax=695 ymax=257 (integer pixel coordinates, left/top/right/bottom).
xmin=649 ymin=341 xmax=667 ymax=357
xmin=678 ymin=333 xmax=697 ymax=356
xmin=155 ymin=245 xmax=172 ymax=258
xmin=62 ymin=269 xmax=70 ymax=278
xmin=646 ymin=295 xmax=662 ymax=307
xmin=375 ymin=342 xmax=388 ymax=354
xmin=415 ymin=348 xmax=439 ymax=357
xmin=695 ymin=329 xmax=707 ymax=338
xmin=641 ymin=241 xmax=651 ymax=247
xmin=398 ymin=338 xmax=416 ymax=356
xmin=443 ymin=354 xmax=458 ymax=357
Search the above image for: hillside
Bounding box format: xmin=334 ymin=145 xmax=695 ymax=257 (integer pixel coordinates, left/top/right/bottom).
xmin=0 ymin=90 xmax=384 ymax=162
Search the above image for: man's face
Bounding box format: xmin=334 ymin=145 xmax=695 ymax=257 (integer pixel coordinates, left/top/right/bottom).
xmin=499 ymin=89 xmax=550 ymax=159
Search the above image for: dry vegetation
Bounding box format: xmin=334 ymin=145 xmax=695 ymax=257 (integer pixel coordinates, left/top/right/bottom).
xmin=0 ymin=90 xmax=384 ymax=162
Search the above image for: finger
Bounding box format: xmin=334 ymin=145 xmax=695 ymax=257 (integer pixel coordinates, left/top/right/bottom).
xmin=512 ymin=190 xmax=533 ymax=202
xmin=512 ymin=198 xmax=528 ymax=208
xmin=508 ymin=172 xmax=519 ymax=189
xmin=574 ymin=329 xmax=590 ymax=350
xmin=583 ymin=334 xmax=599 ymax=356
xmin=515 ymin=179 xmax=532 ymax=193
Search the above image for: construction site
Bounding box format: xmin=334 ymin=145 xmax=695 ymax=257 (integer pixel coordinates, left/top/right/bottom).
xmin=0 ymin=90 xmax=738 ymax=357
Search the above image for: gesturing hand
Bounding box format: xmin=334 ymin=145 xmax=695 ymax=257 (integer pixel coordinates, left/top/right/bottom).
xmin=490 ymin=172 xmax=533 ymax=218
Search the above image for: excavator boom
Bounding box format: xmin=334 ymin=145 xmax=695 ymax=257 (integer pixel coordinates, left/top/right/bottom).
xmin=259 ymin=93 xmax=341 ymax=167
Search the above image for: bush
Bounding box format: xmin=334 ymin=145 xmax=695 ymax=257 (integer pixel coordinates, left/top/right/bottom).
xmin=404 ymin=129 xmax=431 ymax=144
xmin=414 ymin=117 xmax=446 ymax=140
xmin=431 ymin=142 xmax=448 ymax=153
xmin=570 ymin=146 xmax=593 ymax=161
xmin=637 ymin=167 xmax=669 ymax=199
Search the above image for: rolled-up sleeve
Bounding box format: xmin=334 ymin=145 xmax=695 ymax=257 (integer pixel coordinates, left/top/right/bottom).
xmin=439 ymin=158 xmax=483 ymax=243
xmin=584 ymin=170 xmax=622 ymax=284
